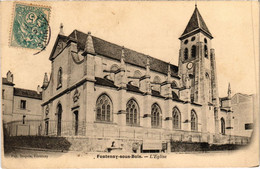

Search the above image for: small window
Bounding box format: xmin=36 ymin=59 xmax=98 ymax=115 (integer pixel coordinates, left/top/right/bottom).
xmin=184 ymin=39 xmax=189 ymax=44
xmin=171 ymin=81 xmax=177 ymax=89
xmin=204 ymin=45 xmax=208 ymax=58
xmin=191 ymin=45 xmax=196 ymax=58
xmin=57 ymin=67 xmax=62 ymax=89
xmin=245 ymin=123 xmax=253 ymax=130
xmin=184 ymin=48 xmax=188 ymax=60
xmin=20 ymin=100 xmax=26 ymax=109
xmin=2 ymin=89 xmax=4 ymax=99
xmin=22 ymin=115 xmax=26 ymax=124
xmin=204 ymin=38 xmax=207 ymax=43
xmin=191 ymin=36 xmax=196 ymax=41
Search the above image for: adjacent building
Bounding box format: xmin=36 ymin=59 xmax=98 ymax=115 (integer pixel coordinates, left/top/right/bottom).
xmin=2 ymin=71 xmax=42 ymax=136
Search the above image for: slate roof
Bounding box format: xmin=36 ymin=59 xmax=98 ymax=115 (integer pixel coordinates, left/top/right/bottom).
xmin=127 ymin=84 xmax=143 ymax=94
xmin=68 ymin=30 xmax=179 ymax=78
xmin=180 ymin=6 xmax=213 ymax=40
xmin=14 ymin=88 xmax=42 ymax=100
xmin=2 ymin=78 xmax=15 ymax=86
xmin=219 ymin=97 xmax=229 ymax=102
xmin=95 ymin=77 xmax=117 ymax=88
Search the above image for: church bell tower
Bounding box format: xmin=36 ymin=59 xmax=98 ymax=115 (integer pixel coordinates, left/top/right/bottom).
xmin=178 ymin=5 xmax=220 ymax=136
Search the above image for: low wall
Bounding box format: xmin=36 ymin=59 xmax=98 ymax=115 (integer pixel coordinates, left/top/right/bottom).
xmin=4 ymin=136 xmax=143 ymax=153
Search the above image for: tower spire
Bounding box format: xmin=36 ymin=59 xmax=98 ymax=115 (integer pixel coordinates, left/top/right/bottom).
xmin=228 ymin=83 xmax=231 ymax=99
xmin=59 ymin=23 xmax=64 ymax=35
xmin=179 ymin=6 xmax=213 ymax=40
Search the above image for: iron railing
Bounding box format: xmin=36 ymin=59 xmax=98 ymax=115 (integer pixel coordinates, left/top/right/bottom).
xmin=3 ymin=120 xmax=250 ymax=145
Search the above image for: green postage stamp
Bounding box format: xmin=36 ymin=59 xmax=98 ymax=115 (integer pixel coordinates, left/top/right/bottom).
xmin=10 ymin=3 xmax=51 ymax=50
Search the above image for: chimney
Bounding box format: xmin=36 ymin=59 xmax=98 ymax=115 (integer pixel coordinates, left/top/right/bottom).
xmin=42 ymin=73 xmax=49 ymax=89
xmin=6 ymin=70 xmax=13 ymax=83
xmin=59 ymin=23 xmax=64 ymax=35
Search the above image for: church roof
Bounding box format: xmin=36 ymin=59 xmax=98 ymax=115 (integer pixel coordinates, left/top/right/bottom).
xmin=179 ymin=6 xmax=213 ymax=40
xmin=14 ymin=88 xmax=42 ymax=100
xmin=67 ymin=30 xmax=179 ymax=78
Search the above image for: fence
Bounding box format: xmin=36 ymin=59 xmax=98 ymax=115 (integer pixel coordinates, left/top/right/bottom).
xmin=3 ymin=120 xmax=250 ymax=145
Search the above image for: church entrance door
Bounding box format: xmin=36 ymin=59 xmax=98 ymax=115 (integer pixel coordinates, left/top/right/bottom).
xmin=74 ymin=111 xmax=79 ymax=136
xmin=57 ymin=104 xmax=62 ymax=136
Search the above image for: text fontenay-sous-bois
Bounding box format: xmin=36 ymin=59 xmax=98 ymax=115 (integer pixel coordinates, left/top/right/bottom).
xmin=96 ymin=154 xmax=167 ymax=159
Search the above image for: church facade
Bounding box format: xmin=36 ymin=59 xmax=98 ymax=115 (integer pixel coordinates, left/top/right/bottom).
xmin=39 ymin=6 xmax=253 ymax=150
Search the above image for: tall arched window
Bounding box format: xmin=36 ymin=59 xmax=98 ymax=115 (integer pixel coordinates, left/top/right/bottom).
xmin=172 ymin=107 xmax=181 ymax=129
xmin=191 ymin=110 xmax=198 ymax=131
xmin=221 ymin=117 xmax=225 ymax=135
xmin=151 ymin=103 xmax=162 ymax=128
xmin=126 ymin=99 xmax=139 ymax=126
xmin=96 ymin=94 xmax=113 ymax=122
xmin=57 ymin=67 xmax=62 ymax=88
xmin=184 ymin=48 xmax=189 ymax=60
xmin=204 ymin=45 xmax=208 ymax=58
xmin=191 ymin=45 xmax=196 ymax=58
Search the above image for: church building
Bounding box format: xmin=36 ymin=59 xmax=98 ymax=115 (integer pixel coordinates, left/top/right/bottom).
xmin=39 ymin=6 xmax=253 ymax=151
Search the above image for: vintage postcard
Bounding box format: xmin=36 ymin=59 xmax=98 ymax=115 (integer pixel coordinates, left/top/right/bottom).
xmin=0 ymin=1 xmax=259 ymax=168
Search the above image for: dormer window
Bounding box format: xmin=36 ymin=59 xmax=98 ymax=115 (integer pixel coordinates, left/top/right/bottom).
xmin=184 ymin=48 xmax=188 ymax=60
xmin=204 ymin=45 xmax=208 ymax=58
xmin=57 ymin=67 xmax=62 ymax=89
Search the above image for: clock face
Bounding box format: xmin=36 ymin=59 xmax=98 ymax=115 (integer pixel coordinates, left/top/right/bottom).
xmin=187 ymin=62 xmax=193 ymax=69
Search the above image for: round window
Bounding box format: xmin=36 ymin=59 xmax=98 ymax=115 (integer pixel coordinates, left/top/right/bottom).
xmin=191 ymin=36 xmax=196 ymax=41
xmin=184 ymin=39 xmax=189 ymax=44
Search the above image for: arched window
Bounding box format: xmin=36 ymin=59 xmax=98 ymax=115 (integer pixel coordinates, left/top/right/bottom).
xmin=191 ymin=45 xmax=196 ymax=58
xmin=96 ymin=94 xmax=113 ymax=122
xmin=151 ymin=103 xmax=162 ymax=128
xmin=133 ymin=70 xmax=142 ymax=78
xmin=221 ymin=118 xmax=225 ymax=135
xmin=184 ymin=48 xmax=188 ymax=60
xmin=172 ymin=107 xmax=181 ymax=129
xmin=111 ymin=64 xmax=119 ymax=72
xmin=126 ymin=99 xmax=139 ymax=126
xmin=45 ymin=105 xmax=49 ymax=116
xmin=110 ymin=64 xmax=119 ymax=81
xmin=191 ymin=110 xmax=198 ymax=131
xmin=153 ymin=76 xmax=161 ymax=91
xmin=133 ymin=70 xmax=142 ymax=86
xmin=204 ymin=38 xmax=207 ymax=43
xmin=57 ymin=67 xmax=62 ymax=88
xmin=204 ymin=45 xmax=208 ymax=58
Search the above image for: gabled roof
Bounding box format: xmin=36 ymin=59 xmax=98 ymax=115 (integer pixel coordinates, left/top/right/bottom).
xmin=179 ymin=6 xmax=213 ymax=40
xmin=14 ymin=88 xmax=42 ymax=100
xmin=2 ymin=77 xmax=15 ymax=86
xmin=67 ymin=30 xmax=179 ymax=78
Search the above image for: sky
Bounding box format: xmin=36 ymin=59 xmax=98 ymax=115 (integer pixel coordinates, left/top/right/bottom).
xmin=1 ymin=1 xmax=259 ymax=97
